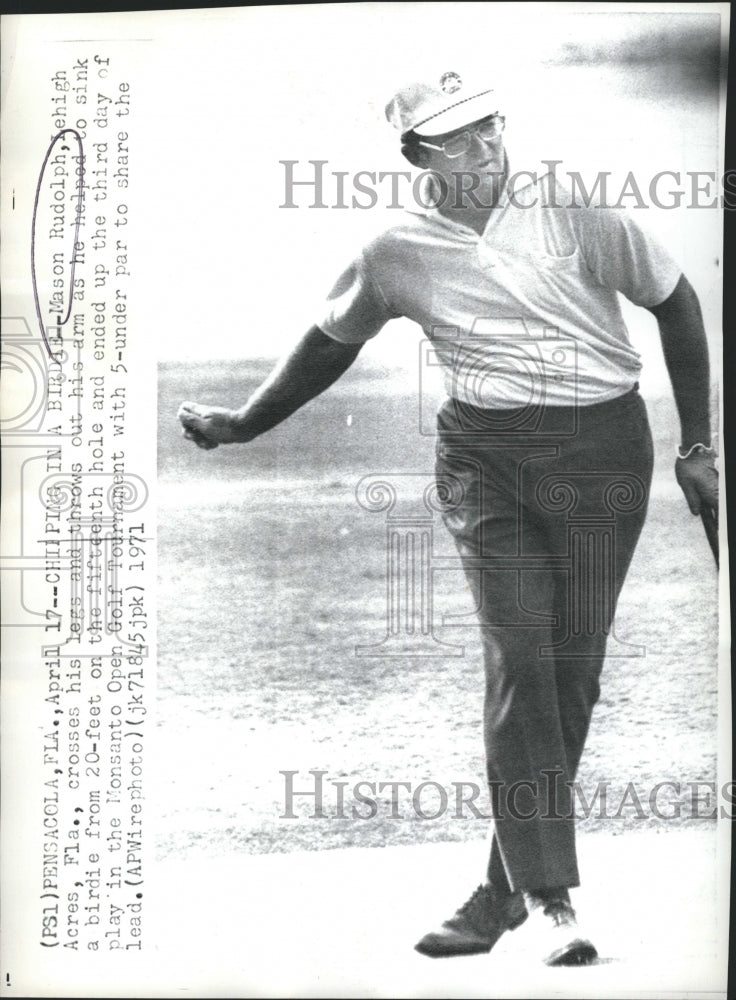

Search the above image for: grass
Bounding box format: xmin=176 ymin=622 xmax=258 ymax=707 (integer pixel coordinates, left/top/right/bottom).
xmin=155 ymin=359 xmax=719 ymax=861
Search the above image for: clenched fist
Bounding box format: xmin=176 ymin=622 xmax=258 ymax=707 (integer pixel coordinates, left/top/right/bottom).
xmin=178 ymin=401 xmax=240 ymax=450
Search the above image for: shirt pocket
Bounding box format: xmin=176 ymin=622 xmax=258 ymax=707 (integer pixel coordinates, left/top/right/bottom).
xmin=535 ymin=203 xmax=579 ymax=260
xmin=537 ymin=245 xmax=583 ymax=270
xmin=533 ymin=245 xmax=587 ymax=301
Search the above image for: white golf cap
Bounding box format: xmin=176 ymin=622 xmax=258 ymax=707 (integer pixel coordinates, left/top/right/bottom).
xmin=385 ymin=70 xmax=500 ymax=137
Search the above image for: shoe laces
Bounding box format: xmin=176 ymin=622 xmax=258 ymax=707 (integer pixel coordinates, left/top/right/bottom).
xmin=457 ymin=883 xmax=493 ymax=919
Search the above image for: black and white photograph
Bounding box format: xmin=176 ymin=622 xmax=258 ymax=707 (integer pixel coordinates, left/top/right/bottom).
xmin=0 ymin=4 xmax=731 ymax=997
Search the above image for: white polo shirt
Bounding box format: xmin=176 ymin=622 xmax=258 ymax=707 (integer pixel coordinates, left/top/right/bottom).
xmin=317 ymin=168 xmax=682 ymax=408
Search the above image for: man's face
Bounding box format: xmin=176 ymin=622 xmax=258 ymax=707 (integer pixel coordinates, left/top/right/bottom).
xmin=409 ymin=114 xmax=506 ymax=209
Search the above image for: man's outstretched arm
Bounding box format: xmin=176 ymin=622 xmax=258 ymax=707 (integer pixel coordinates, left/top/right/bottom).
xmin=178 ymin=325 xmax=364 ymax=449
xmin=648 ymin=274 xmax=718 ymax=516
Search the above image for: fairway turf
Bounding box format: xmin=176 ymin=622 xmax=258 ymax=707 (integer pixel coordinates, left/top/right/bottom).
xmin=156 ymin=359 xmax=719 ymax=860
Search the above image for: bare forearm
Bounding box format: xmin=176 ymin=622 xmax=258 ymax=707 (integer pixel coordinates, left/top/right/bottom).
xmin=650 ymin=275 xmax=712 ymax=449
xmin=232 ymin=325 xmax=363 ymax=441
xmin=178 ymin=325 xmax=363 ymax=450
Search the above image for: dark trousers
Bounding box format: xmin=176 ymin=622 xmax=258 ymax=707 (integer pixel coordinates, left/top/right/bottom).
xmin=435 ymin=387 xmax=653 ymax=894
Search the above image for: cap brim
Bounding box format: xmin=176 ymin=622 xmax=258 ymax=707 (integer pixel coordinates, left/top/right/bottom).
xmin=413 ymin=89 xmax=500 ymax=137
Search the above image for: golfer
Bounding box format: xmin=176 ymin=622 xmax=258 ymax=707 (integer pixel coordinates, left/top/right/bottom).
xmin=178 ymin=74 xmax=718 ymax=966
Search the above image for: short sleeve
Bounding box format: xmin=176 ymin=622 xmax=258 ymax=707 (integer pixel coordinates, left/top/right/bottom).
xmin=317 ymin=250 xmax=396 ymax=344
xmin=571 ymin=205 xmax=682 ymax=308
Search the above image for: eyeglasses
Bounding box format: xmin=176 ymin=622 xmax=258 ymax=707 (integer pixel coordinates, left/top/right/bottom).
xmin=415 ymin=115 xmax=506 ymax=158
